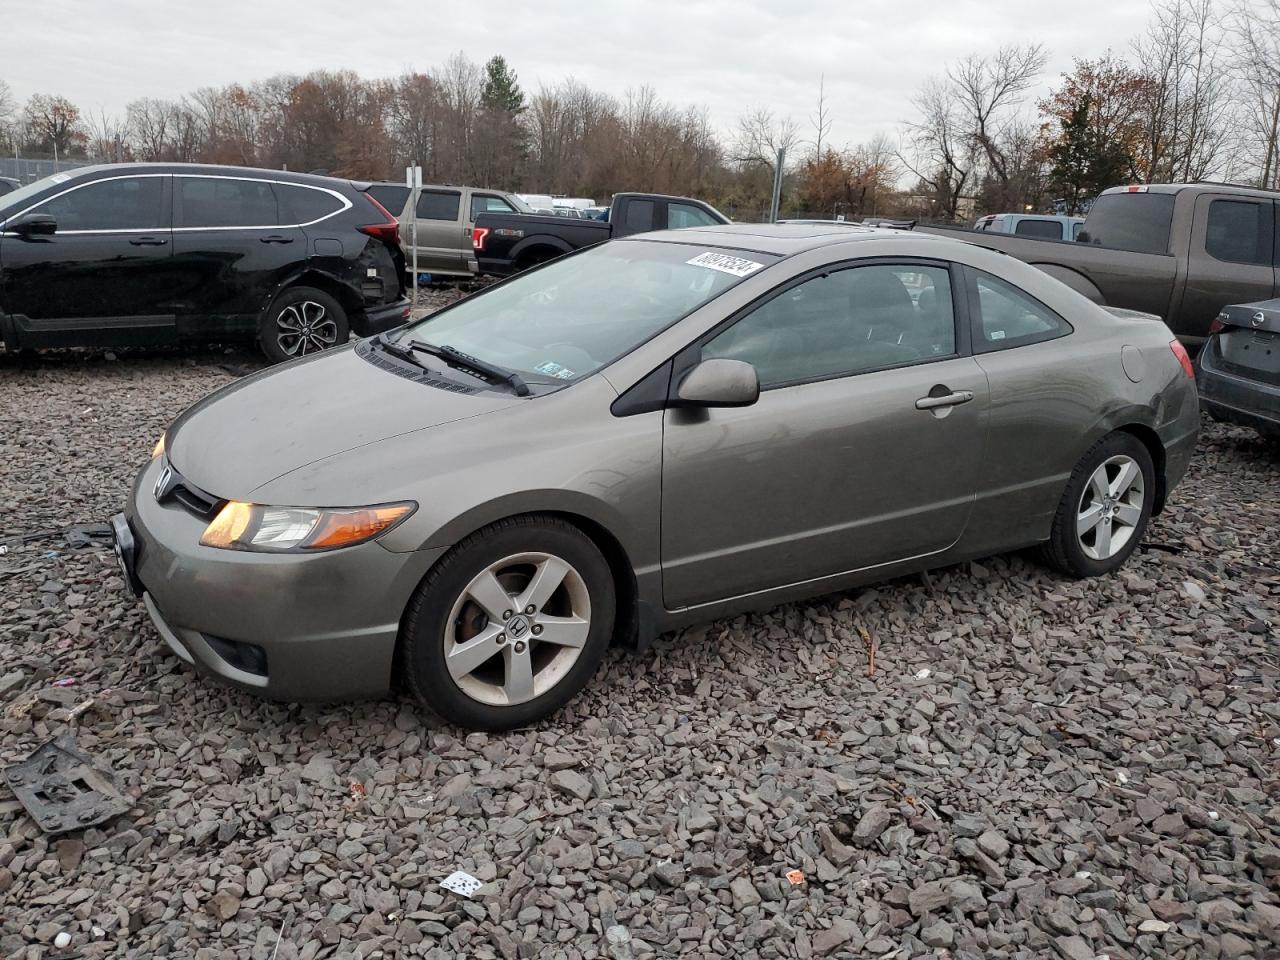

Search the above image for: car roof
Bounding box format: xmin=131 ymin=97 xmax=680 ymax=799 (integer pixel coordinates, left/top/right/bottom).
xmin=61 ymin=162 xmax=364 ymax=189
xmin=632 ymin=222 xmax=958 ymax=257
xmin=1100 ymin=182 xmax=1280 ymax=201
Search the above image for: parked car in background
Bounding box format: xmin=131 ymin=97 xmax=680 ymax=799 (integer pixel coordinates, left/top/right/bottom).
xmin=472 ymin=191 xmax=729 ymax=275
xmin=0 ymin=177 xmax=19 ymax=197
xmin=117 ymin=223 xmax=1197 ymax=729
xmin=973 ymin=213 xmax=1084 ymax=241
xmin=924 ymin=183 xmax=1280 ymax=342
xmin=554 ymin=208 xmax=583 ymax=218
xmin=0 ymin=163 xmax=408 ymax=362
xmin=1196 ymin=297 xmax=1280 ymax=438
xmin=582 ymin=206 xmax=610 ymax=221
xmin=365 ymin=182 xmax=530 ymax=279
xmin=516 ymin=193 xmax=555 ymax=212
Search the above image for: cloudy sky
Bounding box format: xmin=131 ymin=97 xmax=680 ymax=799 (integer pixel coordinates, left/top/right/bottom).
xmin=5 ymin=0 xmax=1155 ymax=148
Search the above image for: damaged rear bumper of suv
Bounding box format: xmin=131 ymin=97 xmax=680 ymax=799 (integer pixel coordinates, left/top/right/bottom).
xmin=117 ymin=456 xmax=444 ymax=701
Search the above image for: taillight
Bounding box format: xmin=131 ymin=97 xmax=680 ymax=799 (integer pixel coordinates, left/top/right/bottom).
xmin=1169 ymin=339 xmax=1195 ymax=378
xmin=358 ymin=194 xmax=401 ymax=245
xmin=472 ymin=226 xmax=490 ymax=251
xmin=1208 ymin=314 xmax=1230 ymax=335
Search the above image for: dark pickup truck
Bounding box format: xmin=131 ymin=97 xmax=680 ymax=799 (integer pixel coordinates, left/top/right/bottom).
xmin=923 ymin=183 xmax=1280 ymax=342
xmin=471 ymin=192 xmax=729 ymax=276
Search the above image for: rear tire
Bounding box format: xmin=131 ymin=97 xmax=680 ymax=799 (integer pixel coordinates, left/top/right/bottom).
xmin=258 ymin=286 xmax=348 ymax=364
xmin=1037 ymin=432 xmax=1154 ymax=578
xmin=401 ymin=515 xmax=615 ymax=731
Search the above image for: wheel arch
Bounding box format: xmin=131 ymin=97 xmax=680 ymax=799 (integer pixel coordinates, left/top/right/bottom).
xmin=1114 ymin=422 xmax=1168 ymax=514
xmin=392 ymin=503 xmax=647 ymax=687
xmin=1031 ymin=263 xmax=1105 ymax=304
xmin=260 ymin=269 xmax=362 ymax=322
xmin=510 ymin=236 xmax=573 ymax=269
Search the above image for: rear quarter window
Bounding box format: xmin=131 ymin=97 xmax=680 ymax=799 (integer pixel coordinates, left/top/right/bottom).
xmin=278 ymin=184 xmax=346 ymax=225
xmin=1077 ymin=193 xmax=1175 ymax=255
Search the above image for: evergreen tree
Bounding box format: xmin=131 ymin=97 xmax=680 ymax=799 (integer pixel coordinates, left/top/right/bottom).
xmin=1048 ymin=94 xmax=1129 ymax=214
xmin=481 ymin=56 xmax=525 ymax=115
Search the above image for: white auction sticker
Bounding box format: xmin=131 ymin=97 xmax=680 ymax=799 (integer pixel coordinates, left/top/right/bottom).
xmin=686 ymin=251 xmax=764 ymax=278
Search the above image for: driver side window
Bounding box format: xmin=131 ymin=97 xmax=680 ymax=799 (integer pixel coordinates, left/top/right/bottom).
xmin=702 ymin=263 xmax=956 ymax=388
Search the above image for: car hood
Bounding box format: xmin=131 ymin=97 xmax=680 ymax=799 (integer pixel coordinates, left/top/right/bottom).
xmin=167 ymin=343 xmax=517 ymax=500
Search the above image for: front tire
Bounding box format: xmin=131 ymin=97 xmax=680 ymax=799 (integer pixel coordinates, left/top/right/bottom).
xmin=1038 ymin=432 xmax=1154 ymax=578
xmin=401 ymin=516 xmax=616 ymax=731
xmin=258 ymin=286 xmax=348 ymax=363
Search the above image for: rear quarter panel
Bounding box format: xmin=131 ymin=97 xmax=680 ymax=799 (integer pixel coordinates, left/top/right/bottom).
xmin=951 ymin=253 xmax=1197 ymax=555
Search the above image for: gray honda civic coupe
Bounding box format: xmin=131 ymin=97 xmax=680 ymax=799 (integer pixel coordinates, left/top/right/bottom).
xmin=115 ymin=224 xmax=1200 ymax=730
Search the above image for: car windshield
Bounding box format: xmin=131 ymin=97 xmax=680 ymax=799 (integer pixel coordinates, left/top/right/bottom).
xmin=0 ymin=171 xmax=76 ymax=223
xmin=396 ymin=240 xmax=774 ymax=385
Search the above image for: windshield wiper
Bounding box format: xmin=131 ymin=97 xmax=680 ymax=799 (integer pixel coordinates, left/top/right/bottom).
xmin=402 ymin=340 xmax=530 ymax=397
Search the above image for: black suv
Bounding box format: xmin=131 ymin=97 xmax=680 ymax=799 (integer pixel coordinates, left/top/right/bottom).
xmin=0 ymin=164 xmax=409 ymax=362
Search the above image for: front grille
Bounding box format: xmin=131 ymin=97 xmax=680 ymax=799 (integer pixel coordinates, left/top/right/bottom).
xmin=155 ymin=460 xmax=223 ymax=518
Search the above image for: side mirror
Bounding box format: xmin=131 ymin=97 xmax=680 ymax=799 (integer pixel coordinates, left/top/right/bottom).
xmin=675 ymin=358 xmax=759 ymax=408
xmin=12 ymin=214 xmax=57 ymax=238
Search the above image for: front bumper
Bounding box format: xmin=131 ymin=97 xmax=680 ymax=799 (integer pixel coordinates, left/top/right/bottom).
xmin=1196 ymin=343 xmax=1280 ymax=436
xmin=118 ymin=457 xmax=445 ymax=701
xmin=353 ymin=298 xmax=412 ymax=338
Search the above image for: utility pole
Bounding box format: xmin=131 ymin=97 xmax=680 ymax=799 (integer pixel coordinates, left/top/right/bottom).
xmin=769 ymin=148 xmax=786 ymax=223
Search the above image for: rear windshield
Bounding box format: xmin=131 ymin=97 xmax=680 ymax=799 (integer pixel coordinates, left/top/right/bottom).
xmin=396 ymin=240 xmax=777 ymax=385
xmin=1014 ymin=218 xmax=1063 ymax=240
xmin=365 ymin=184 xmax=410 ymax=216
xmin=1077 ymin=193 xmax=1175 ymax=255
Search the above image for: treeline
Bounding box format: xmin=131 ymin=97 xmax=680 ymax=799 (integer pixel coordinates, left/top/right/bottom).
xmin=1 ymin=0 xmax=1276 ymax=221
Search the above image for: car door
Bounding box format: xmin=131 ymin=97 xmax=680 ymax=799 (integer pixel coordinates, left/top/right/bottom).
xmin=409 ymin=189 xmax=464 ymax=273
xmin=660 ymin=259 xmax=989 ymax=609
xmin=0 ymin=172 xmax=174 ymax=347
xmin=1176 ymin=194 xmax=1276 ymax=338
xmin=169 ymin=174 xmax=306 ymax=338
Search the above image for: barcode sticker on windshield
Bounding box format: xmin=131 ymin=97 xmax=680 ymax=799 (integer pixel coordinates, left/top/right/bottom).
xmin=686 ymin=252 xmax=764 ymax=278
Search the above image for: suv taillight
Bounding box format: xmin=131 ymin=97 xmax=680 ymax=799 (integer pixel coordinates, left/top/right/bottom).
xmin=1169 ymin=339 xmax=1195 ymax=378
xmin=358 ymin=194 xmax=401 ymax=246
xmin=472 ymin=226 xmax=490 ymax=251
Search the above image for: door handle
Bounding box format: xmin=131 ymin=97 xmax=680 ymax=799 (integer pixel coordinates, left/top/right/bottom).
xmin=129 ymin=236 xmax=168 ymax=246
xmin=915 ymin=389 xmax=974 ymax=410
xmin=259 ymin=235 xmax=294 ymax=244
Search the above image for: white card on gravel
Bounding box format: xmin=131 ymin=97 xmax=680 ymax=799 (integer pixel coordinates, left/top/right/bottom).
xmin=440 ymin=871 xmax=483 ymax=898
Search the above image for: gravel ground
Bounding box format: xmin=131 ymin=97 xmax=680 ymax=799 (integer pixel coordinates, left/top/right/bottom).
xmin=1 ymin=346 xmax=1278 ymax=960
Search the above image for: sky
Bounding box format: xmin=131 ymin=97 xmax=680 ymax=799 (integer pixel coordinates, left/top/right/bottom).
xmin=3 ymin=0 xmax=1157 ymax=150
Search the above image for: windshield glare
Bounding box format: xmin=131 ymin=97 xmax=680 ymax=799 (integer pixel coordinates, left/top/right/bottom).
xmin=399 ymin=241 xmax=772 ymax=385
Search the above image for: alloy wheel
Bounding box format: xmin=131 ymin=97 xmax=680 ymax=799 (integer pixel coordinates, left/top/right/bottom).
xmin=276 ymin=301 xmax=338 ymax=357
xmin=1076 ymin=454 xmax=1144 ymax=561
xmin=444 ymin=552 xmax=592 ymax=707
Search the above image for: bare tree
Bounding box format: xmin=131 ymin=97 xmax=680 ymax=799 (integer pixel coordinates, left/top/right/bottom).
xmin=949 ymin=43 xmax=1048 ymax=195
xmin=0 ymin=79 xmax=15 ymax=147
xmin=1228 ymin=0 xmax=1280 ymax=188
xmin=1132 ymin=0 xmax=1231 ymax=182
xmin=84 ymin=107 xmax=127 ymax=162
xmin=808 ymin=74 xmax=833 ymax=160
xmin=127 ymin=98 xmax=175 ymax=160
xmin=900 ymin=76 xmax=975 ymax=220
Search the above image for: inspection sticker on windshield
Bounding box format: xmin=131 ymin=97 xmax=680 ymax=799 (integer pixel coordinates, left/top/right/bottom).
xmin=686 ymin=251 xmax=763 ymax=278
xmin=535 ymin=360 xmax=576 ymax=380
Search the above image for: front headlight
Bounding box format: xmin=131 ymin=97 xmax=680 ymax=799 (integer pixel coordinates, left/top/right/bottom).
xmin=199 ymin=501 xmax=416 ymax=552
xmin=152 ymin=433 xmax=166 ymax=459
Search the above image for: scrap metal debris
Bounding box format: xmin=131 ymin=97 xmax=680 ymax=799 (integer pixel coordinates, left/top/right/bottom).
xmin=3 ymin=735 xmax=131 ymax=834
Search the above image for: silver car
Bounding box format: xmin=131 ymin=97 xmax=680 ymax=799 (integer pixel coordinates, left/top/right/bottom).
xmin=116 ymin=224 xmax=1200 ymax=730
